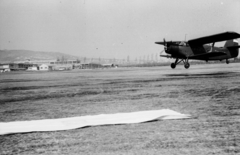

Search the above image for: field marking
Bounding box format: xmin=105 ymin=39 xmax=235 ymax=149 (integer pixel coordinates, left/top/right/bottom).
xmin=0 ymin=109 xmax=190 ymax=135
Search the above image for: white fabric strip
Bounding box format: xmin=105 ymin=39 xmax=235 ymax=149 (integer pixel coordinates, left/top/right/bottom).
xmin=0 ymin=109 xmax=190 ymax=135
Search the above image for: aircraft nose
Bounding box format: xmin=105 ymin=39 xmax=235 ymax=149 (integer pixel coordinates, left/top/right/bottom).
xmin=165 ymin=46 xmax=172 ymax=54
xmin=164 ymin=46 xmax=167 ymax=51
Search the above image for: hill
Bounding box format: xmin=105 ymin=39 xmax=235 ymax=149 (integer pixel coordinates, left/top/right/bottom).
xmin=0 ymin=50 xmax=80 ymax=63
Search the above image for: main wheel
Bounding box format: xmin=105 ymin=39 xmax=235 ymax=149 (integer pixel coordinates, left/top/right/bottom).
xmin=171 ymin=63 xmax=176 ymax=69
xmin=226 ymin=60 xmax=229 ymax=64
xmin=184 ymin=62 xmax=190 ymax=69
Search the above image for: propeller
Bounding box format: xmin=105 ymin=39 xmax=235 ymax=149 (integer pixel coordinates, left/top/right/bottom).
xmin=156 ymin=38 xmax=178 ymax=55
xmin=160 ymin=49 xmax=165 ymax=55
xmin=163 ymin=38 xmax=172 ymax=53
xmin=163 ymin=38 xmax=167 ymax=51
xmin=160 ymin=38 xmax=168 ymax=55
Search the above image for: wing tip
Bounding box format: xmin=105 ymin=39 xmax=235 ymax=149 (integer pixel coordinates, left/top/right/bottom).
xmin=225 ymin=31 xmax=240 ymax=37
xmin=155 ymin=42 xmax=164 ymax=45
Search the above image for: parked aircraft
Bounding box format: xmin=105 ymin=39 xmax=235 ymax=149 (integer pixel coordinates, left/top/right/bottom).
xmin=155 ymin=32 xmax=240 ymax=69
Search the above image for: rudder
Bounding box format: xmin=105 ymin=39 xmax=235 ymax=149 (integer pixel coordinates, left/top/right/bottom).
xmin=224 ymin=39 xmax=238 ymax=47
xmin=225 ymin=39 xmax=239 ymax=58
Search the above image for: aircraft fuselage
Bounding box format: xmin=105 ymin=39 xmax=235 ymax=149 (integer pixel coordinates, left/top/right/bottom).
xmin=166 ymin=45 xmax=238 ymax=61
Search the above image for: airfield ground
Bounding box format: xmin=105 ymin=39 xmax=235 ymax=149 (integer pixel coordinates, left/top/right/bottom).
xmin=0 ymin=63 xmax=240 ymax=155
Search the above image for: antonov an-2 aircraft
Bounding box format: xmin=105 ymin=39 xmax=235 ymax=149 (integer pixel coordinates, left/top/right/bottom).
xmin=155 ymin=31 xmax=240 ymax=69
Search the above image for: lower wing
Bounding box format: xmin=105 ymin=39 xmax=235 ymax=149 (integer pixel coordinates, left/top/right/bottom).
xmin=160 ymin=55 xmax=172 ymax=58
xmin=189 ymin=52 xmax=227 ymax=60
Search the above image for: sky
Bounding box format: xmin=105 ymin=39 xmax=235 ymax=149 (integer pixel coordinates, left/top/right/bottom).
xmin=0 ymin=0 xmax=239 ymax=60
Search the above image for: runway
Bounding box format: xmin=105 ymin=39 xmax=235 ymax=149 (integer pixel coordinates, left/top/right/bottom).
xmin=1 ymin=63 xmax=240 ymax=154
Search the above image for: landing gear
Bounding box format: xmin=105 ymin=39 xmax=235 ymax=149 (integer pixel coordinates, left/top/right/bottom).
xmin=170 ymin=58 xmax=190 ymax=69
xmin=171 ymin=63 xmax=176 ymax=69
xmin=226 ymin=59 xmax=229 ymax=64
xmin=184 ymin=62 xmax=190 ymax=69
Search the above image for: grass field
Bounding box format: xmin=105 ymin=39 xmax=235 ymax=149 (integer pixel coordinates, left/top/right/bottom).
xmin=1 ymin=64 xmax=240 ymax=154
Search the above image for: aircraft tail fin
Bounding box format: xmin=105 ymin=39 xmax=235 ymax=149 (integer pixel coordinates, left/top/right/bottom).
xmin=225 ymin=39 xmax=239 ymax=57
xmin=224 ymin=39 xmax=238 ymax=47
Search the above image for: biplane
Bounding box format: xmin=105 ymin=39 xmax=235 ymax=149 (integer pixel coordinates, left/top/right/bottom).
xmin=155 ymin=32 xmax=240 ymax=69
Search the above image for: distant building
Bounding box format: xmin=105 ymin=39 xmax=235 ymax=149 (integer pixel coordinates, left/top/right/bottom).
xmin=9 ymin=63 xmax=37 ymax=71
xmin=101 ymin=64 xmax=118 ymax=69
xmin=0 ymin=64 xmax=10 ymax=72
xmin=27 ymin=66 xmax=38 ymax=71
xmin=50 ymin=64 xmax=72 ymax=70
xmin=39 ymin=64 xmax=49 ymax=71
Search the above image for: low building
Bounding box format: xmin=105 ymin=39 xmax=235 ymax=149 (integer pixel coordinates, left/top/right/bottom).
xmin=27 ymin=66 xmax=38 ymax=71
xmin=39 ymin=64 xmax=49 ymax=71
xmin=0 ymin=64 xmax=10 ymax=72
xmin=9 ymin=63 xmax=36 ymax=71
xmin=102 ymin=64 xmax=118 ymax=69
xmin=50 ymin=64 xmax=72 ymax=71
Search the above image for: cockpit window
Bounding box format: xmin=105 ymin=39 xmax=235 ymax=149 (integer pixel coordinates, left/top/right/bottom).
xmin=179 ymin=41 xmax=186 ymax=46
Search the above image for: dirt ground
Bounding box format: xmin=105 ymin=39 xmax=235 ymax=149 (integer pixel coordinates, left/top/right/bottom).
xmin=1 ymin=63 xmax=240 ymax=154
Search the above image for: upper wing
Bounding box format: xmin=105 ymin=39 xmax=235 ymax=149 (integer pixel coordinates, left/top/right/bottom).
xmin=188 ymin=31 xmax=240 ymax=46
xmin=188 ymin=52 xmax=227 ymax=60
xmin=155 ymin=41 xmax=181 ymax=46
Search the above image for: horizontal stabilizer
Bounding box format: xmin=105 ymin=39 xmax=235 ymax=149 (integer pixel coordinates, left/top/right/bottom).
xmin=227 ymin=45 xmax=240 ymax=51
xmin=188 ymin=31 xmax=240 ymax=46
xmin=189 ymin=52 xmax=227 ymax=60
